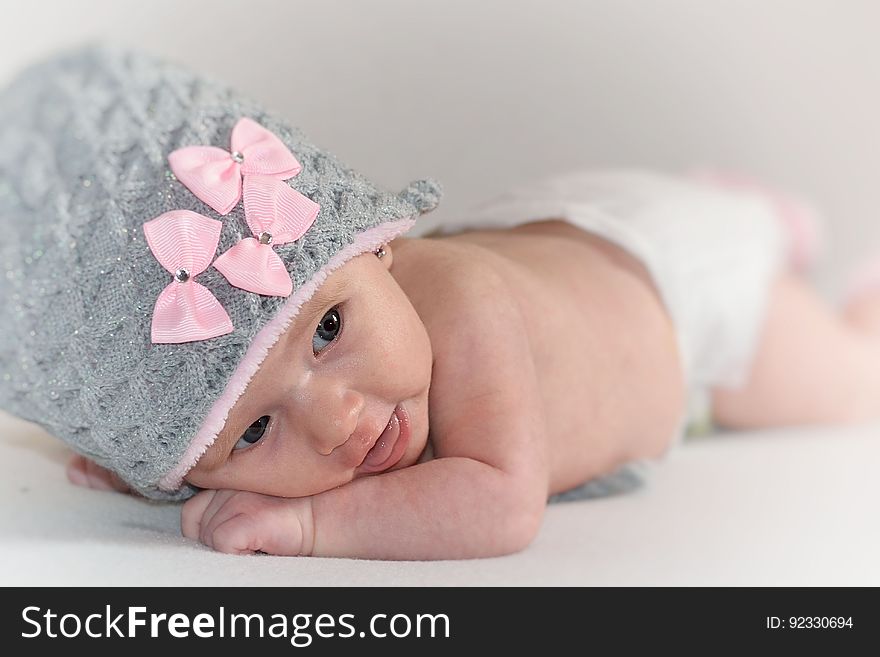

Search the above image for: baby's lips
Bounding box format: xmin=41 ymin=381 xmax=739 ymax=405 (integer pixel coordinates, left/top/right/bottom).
xmin=361 ymin=412 xmax=399 ymax=469
xmin=356 ymin=405 xmax=410 ymax=475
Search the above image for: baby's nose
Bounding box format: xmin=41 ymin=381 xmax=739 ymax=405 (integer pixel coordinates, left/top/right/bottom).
xmin=310 ymin=389 xmax=364 ymax=455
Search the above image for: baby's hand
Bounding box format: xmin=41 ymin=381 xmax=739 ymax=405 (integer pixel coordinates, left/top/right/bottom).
xmin=66 ymin=454 xmax=133 ymax=494
xmin=181 ymin=489 xmax=315 ymax=556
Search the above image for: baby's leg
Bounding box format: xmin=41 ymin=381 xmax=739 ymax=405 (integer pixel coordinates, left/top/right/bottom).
xmin=711 ymin=271 xmax=880 ymax=428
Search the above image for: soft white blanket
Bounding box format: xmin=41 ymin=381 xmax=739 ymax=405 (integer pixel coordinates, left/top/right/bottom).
xmin=1 ymin=410 xmax=876 ymax=586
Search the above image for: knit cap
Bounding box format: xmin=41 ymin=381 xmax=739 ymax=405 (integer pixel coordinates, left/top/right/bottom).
xmin=0 ymin=45 xmax=442 ymax=500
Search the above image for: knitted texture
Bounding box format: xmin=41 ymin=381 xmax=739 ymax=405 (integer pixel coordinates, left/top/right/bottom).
xmin=0 ymin=45 xmax=442 ymax=500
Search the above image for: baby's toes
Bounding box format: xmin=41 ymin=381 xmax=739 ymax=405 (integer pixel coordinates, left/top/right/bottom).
xmin=841 ymin=253 xmax=880 ymax=333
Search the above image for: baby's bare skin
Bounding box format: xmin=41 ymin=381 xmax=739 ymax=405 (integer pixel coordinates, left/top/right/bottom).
xmin=398 ymin=220 xmax=686 ymax=495
xmin=181 ymin=219 xmax=689 ymax=558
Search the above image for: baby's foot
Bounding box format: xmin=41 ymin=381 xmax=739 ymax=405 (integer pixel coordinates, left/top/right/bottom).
xmin=841 ymin=254 xmax=880 ymax=334
xmin=66 ymin=454 xmax=132 ymax=494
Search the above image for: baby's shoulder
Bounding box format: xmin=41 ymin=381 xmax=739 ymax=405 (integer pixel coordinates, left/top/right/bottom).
xmin=393 ymin=239 xmax=544 ymax=459
xmin=391 ymin=236 xmax=518 ymax=332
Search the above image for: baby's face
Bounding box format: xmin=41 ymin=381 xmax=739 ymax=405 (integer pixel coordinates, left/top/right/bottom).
xmin=184 ymin=245 xmax=433 ymax=498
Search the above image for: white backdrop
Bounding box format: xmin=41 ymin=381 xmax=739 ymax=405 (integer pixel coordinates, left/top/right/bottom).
xmin=2 ymin=0 xmax=879 ymax=295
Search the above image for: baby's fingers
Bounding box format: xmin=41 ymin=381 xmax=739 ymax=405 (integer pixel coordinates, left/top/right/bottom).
xmin=211 ymin=510 xmax=304 ymax=556
xmin=211 ymin=513 xmax=262 ymax=555
xmin=181 ymin=489 xmax=218 ymax=542
xmin=66 ymin=454 xmax=132 ymax=493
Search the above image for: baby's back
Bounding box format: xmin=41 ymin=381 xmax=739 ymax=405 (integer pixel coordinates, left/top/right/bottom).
xmin=391 ymin=219 xmax=687 ymax=496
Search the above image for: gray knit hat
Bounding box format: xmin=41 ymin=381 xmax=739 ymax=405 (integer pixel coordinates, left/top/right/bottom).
xmin=0 ymin=44 xmax=442 ymax=500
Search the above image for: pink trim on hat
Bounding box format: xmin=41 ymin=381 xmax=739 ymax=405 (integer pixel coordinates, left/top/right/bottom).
xmin=158 ymin=216 xmax=417 ymax=492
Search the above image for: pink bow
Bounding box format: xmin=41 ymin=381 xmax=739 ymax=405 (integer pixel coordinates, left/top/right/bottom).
xmin=143 ymin=210 xmax=233 ymax=344
xmin=168 ymin=117 xmax=303 ymax=215
xmin=213 ymin=175 xmax=321 ymax=296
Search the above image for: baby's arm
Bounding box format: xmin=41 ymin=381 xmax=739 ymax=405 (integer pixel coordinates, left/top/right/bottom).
xmin=318 ymin=454 xmax=546 ymax=559
xmin=184 ymin=451 xmax=546 ymax=559
xmin=182 ymin=282 xmax=550 ymax=559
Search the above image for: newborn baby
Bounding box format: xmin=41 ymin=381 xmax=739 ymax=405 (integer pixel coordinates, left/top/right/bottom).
xmin=5 ymin=47 xmax=878 ymax=561
xmin=70 ymin=169 xmax=880 ymax=560
xmin=181 ymin=209 xmax=686 ymax=559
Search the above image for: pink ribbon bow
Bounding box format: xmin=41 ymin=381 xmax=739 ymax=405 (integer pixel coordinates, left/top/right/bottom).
xmin=213 ymin=175 xmax=320 ymax=296
xmin=168 ymin=117 xmax=304 ymax=215
xmin=143 ymin=210 xmax=233 ymax=344
xmin=153 ymin=116 xmax=322 ymax=342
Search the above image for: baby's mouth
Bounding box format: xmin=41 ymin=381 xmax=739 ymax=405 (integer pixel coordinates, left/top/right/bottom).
xmin=361 ymin=410 xmax=398 ymax=467
xmin=357 ymin=404 xmax=409 ymax=474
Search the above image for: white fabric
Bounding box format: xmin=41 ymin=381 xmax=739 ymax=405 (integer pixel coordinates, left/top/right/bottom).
xmin=421 ymin=169 xmax=789 ymax=445
xmin=2 ymin=411 xmax=877 ymax=585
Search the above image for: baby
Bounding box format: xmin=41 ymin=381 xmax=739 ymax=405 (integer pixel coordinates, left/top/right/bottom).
xmin=4 ymin=47 xmax=879 ymax=561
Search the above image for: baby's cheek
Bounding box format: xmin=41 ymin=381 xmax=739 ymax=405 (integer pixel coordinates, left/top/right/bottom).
xmin=184 ymin=467 xmax=228 ymax=492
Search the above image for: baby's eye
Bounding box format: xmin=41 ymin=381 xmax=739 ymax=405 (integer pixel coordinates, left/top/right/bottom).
xmin=233 ymin=415 xmax=271 ymax=451
xmin=313 ymin=306 xmax=342 ymax=355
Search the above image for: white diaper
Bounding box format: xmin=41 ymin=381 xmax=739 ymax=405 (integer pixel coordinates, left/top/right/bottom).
xmin=415 ymin=169 xmax=791 ymax=449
